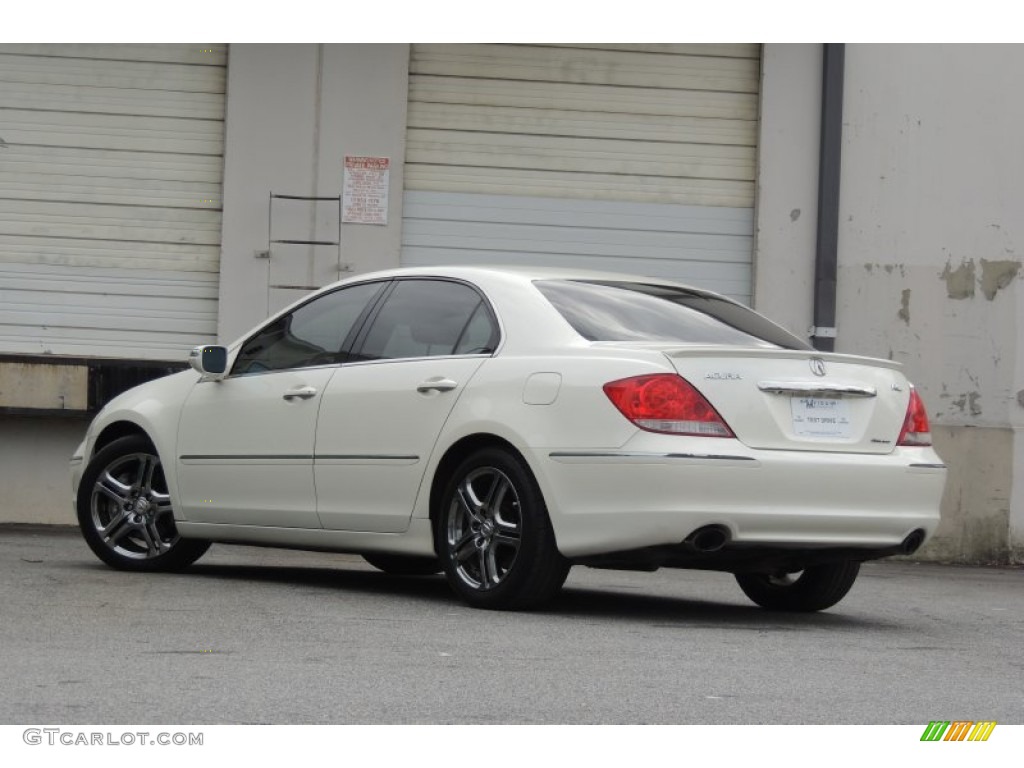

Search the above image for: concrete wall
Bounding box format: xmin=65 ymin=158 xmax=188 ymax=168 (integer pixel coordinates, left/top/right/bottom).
xmin=836 ymin=45 xmax=1023 ymax=562
xmin=0 ymin=416 xmax=88 ymax=525
xmin=218 ymin=44 xmax=410 ymax=343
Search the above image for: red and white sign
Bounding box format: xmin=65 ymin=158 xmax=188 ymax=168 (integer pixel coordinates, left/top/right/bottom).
xmin=342 ymin=156 xmax=390 ymax=225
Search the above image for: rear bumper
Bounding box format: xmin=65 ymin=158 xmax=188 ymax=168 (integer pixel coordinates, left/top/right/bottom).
xmin=530 ymin=437 xmax=945 ymax=559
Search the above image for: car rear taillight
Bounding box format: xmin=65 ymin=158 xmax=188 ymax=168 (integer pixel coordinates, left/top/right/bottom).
xmin=603 ymin=374 xmax=734 ymax=437
xmin=897 ymin=388 xmax=932 ymax=446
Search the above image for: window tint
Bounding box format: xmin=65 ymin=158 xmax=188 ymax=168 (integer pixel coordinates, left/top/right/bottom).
xmin=535 ymin=280 xmax=810 ymax=350
xmin=357 ymin=280 xmax=496 ymax=361
xmin=453 ymin=303 xmax=499 ymax=355
xmin=232 ymin=281 xmax=384 ymax=374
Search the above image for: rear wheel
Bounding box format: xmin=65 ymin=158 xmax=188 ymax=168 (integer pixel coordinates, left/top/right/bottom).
xmin=362 ymin=553 xmax=441 ymax=576
xmin=735 ymin=561 xmax=861 ymax=612
xmin=436 ymin=448 xmax=569 ymax=610
xmin=77 ymin=435 xmax=210 ymax=572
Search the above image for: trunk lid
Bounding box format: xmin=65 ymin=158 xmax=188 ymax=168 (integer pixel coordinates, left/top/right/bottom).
xmin=659 ymin=346 xmax=910 ymax=454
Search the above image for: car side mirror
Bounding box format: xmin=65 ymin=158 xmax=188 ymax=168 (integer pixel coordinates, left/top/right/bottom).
xmin=188 ymin=345 xmax=229 ymax=381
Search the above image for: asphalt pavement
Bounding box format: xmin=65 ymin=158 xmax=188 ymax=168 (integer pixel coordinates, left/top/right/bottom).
xmin=1 ymin=525 xmax=1021 ymax=724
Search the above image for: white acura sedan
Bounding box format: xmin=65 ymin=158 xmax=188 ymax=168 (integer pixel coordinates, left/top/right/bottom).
xmin=71 ymin=266 xmax=946 ymax=612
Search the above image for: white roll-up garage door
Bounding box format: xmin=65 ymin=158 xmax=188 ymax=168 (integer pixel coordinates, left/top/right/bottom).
xmin=0 ymin=44 xmax=226 ymax=360
xmin=402 ymin=44 xmax=760 ymax=304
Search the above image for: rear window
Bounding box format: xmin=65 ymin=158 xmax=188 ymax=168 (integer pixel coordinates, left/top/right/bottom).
xmin=535 ymin=280 xmax=811 ymax=350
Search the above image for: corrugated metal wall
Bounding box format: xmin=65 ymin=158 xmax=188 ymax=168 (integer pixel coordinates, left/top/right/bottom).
xmin=402 ymin=43 xmax=760 ymax=304
xmin=0 ymin=44 xmax=226 ymax=360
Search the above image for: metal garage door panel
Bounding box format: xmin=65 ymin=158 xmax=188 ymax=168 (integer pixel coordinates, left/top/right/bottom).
xmin=0 ymin=235 xmax=220 ymax=273
xmin=0 ymin=44 xmax=227 ymax=66
xmin=411 ymin=44 xmax=759 ymax=93
xmin=406 ymin=130 xmax=755 ymax=181
xmin=554 ymin=43 xmax=760 ymax=58
xmin=408 ymin=75 xmax=758 ymax=121
xmin=0 ymin=201 xmax=222 ymax=248
xmin=0 ymin=52 xmax=225 ymax=92
xmin=403 ymin=44 xmax=759 ymax=302
xmin=0 ymin=263 xmax=217 ymax=359
xmin=404 ymin=167 xmax=753 ymax=208
xmin=408 ymin=102 xmax=755 ymax=145
xmin=0 ymin=81 xmax=225 ymax=119
xmin=0 ymin=44 xmax=226 ymax=360
xmin=0 ymin=109 xmax=224 ymax=155
xmin=402 ymin=191 xmax=753 ymax=304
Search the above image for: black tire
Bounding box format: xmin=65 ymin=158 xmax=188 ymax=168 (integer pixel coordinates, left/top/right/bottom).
xmin=735 ymin=561 xmax=861 ymax=612
xmin=77 ymin=435 xmax=210 ymax=572
xmin=436 ymin=447 xmax=570 ymax=610
xmin=362 ymin=552 xmax=442 ymax=576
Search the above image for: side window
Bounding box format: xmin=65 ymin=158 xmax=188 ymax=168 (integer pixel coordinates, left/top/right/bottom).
xmin=453 ymin=303 xmax=499 ymax=355
xmin=357 ymin=280 xmax=496 ymax=361
xmin=232 ymin=281 xmax=384 ymax=375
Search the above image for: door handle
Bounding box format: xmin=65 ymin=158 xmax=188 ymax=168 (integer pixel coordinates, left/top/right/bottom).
xmin=283 ymin=385 xmax=318 ymax=401
xmin=416 ymin=377 xmax=458 ymax=393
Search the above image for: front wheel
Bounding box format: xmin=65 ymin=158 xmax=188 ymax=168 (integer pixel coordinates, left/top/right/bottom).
xmin=734 ymin=561 xmax=861 ymax=612
xmin=77 ymin=435 xmax=210 ymax=572
xmin=436 ymin=448 xmax=569 ymax=610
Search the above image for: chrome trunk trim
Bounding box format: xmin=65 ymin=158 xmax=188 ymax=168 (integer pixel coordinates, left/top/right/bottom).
xmin=757 ymin=381 xmax=877 ymax=398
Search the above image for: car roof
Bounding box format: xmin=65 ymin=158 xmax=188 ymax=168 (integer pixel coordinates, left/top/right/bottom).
xmin=328 ymin=264 xmax=718 ymax=295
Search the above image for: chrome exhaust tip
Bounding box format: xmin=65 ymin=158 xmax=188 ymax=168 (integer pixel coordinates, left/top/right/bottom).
xmin=901 ymin=529 xmax=927 ymax=555
xmin=684 ymin=525 xmax=730 ymax=553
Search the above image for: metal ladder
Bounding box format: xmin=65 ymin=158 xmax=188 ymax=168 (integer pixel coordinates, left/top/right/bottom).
xmin=257 ymin=192 xmax=352 ymax=295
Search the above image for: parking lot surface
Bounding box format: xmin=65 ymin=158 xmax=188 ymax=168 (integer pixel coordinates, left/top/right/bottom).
xmin=1 ymin=526 xmax=1021 ymax=724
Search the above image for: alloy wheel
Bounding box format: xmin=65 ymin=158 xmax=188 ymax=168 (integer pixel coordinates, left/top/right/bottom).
xmin=89 ymin=451 xmax=178 ymax=560
xmin=445 ymin=466 xmax=523 ymax=591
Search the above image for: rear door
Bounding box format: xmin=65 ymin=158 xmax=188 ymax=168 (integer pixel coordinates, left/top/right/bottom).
xmin=314 ymin=278 xmax=499 ymax=532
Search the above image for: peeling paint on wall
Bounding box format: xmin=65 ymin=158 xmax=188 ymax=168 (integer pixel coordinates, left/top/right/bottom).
xmin=862 ymin=262 xmax=906 ymax=276
xmin=898 ymin=289 xmax=911 ymax=324
xmin=951 ymin=391 xmax=983 ymax=417
xmin=940 ymin=258 xmax=976 ymax=299
xmin=978 ymin=258 xmax=1021 ymax=300
xmin=970 ymin=392 xmax=983 ymax=416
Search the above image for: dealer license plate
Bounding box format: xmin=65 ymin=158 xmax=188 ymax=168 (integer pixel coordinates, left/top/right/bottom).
xmin=790 ymin=396 xmax=853 ymax=439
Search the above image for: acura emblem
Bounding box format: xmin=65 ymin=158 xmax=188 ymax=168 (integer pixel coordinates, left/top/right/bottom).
xmin=809 ymin=357 xmax=827 ymax=377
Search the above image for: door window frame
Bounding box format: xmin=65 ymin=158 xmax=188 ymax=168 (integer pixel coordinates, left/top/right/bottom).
xmin=226 ymin=279 xmax=391 ymax=378
xmin=346 ymin=277 xmax=502 ymax=366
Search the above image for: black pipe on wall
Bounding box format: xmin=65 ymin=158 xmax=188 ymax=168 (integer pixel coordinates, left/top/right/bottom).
xmin=812 ymin=43 xmax=845 ymax=353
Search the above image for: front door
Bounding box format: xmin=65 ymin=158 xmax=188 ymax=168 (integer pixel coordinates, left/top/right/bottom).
xmin=176 ymin=368 xmax=334 ymax=527
xmin=175 ymin=279 xmax=388 ymax=527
